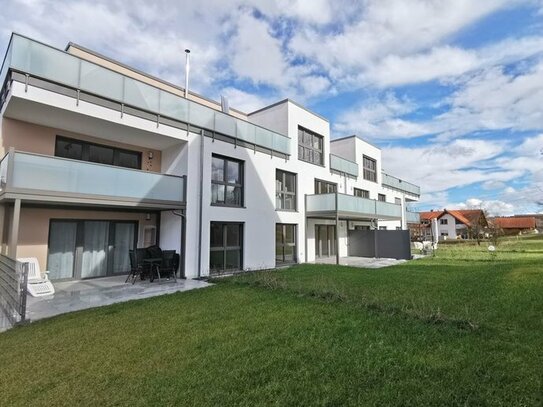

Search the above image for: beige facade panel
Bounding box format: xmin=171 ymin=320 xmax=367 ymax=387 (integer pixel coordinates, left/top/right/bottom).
xmin=1 ymin=118 xmax=162 ymax=172
xmin=16 ymin=206 xmax=158 ymax=272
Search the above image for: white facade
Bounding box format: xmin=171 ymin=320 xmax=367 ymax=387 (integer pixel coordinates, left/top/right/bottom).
xmin=0 ymin=34 xmax=421 ymax=281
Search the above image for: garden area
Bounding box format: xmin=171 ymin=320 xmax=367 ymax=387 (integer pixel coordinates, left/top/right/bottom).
xmin=1 ymin=235 xmax=542 ymax=406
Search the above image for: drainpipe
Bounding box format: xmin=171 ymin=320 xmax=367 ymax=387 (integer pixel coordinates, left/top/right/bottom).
xmin=335 ymin=192 xmax=340 ymax=265
xmin=196 ymin=129 xmax=205 ymax=278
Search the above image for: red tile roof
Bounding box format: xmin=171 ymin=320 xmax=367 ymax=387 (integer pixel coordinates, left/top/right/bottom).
xmin=419 ymin=209 xmax=486 ymax=227
xmin=492 ymin=217 xmax=536 ymax=229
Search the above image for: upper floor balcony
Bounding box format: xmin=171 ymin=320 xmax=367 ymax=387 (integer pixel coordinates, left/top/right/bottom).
xmin=406 ymin=211 xmax=420 ymax=223
xmin=0 ymin=150 xmax=185 ymax=210
xmin=305 ymin=193 xmax=402 ymax=220
xmin=329 ymin=154 xmax=359 ymax=178
xmin=381 ymin=172 xmax=420 ymax=197
xmin=0 ymin=34 xmax=290 ymax=157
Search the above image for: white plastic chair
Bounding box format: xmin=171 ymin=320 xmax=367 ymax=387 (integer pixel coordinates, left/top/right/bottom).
xmin=17 ymin=257 xmax=55 ymax=297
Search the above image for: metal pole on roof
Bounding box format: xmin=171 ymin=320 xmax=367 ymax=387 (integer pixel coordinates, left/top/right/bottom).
xmin=184 ymin=49 xmax=190 ymax=99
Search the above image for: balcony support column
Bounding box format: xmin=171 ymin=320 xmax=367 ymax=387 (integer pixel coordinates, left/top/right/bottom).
xmin=8 ymin=198 xmax=21 ymax=258
xmin=335 ymin=193 xmax=340 ymax=265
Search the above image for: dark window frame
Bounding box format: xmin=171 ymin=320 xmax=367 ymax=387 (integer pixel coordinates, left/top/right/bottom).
xmin=298 ymin=126 xmax=324 ymax=166
xmin=395 ymin=197 xmax=402 ymax=205
xmin=276 ymin=169 xmax=297 ymax=211
xmin=276 ymin=223 xmax=297 ymax=265
xmin=440 ymin=219 xmax=448 ymax=225
xmin=354 ymin=188 xmax=370 ymax=199
xmin=314 ymin=178 xmax=337 ymax=194
xmin=363 ymin=155 xmax=377 ymax=182
xmin=378 ymin=193 xmax=386 ymax=202
xmin=209 ymin=222 xmax=243 ymax=273
xmin=55 ymin=136 xmax=142 ymax=170
xmin=211 ymin=154 xmax=244 ymax=207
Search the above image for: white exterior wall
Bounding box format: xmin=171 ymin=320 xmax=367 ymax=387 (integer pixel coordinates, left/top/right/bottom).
xmin=5 ymin=83 xmax=420 ymax=278
xmin=437 ymin=214 xmax=458 ymax=239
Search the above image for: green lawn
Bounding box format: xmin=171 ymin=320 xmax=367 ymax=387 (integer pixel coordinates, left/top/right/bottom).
xmin=1 ymin=236 xmax=542 ymax=406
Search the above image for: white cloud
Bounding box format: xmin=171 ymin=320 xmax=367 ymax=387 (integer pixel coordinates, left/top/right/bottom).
xmin=218 ymin=87 xmax=274 ymax=113
xmin=229 ymin=12 xmax=287 ymax=86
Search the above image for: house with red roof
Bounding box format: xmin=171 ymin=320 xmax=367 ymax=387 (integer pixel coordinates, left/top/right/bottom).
xmin=415 ymin=209 xmax=487 ymax=240
xmin=490 ymin=217 xmax=537 ymax=235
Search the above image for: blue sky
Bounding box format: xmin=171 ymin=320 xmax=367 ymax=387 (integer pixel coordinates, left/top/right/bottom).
xmin=1 ymin=0 xmax=542 ymax=215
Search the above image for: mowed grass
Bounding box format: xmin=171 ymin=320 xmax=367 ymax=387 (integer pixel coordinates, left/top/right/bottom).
xmin=1 ymin=236 xmax=542 ymax=406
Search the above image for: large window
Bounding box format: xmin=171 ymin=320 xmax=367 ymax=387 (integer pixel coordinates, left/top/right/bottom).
xmin=354 ymin=188 xmax=370 ymax=199
xmin=55 ymin=136 xmax=141 ymax=169
xmin=276 ymin=224 xmax=297 ymax=264
xmin=211 ymin=155 xmax=244 ymax=207
xmin=298 ymin=126 xmax=324 ymax=165
xmin=378 ymin=194 xmax=386 ymax=202
xmin=315 ymin=179 xmax=337 ymax=194
xmin=209 ymin=222 xmax=243 ymax=272
xmin=276 ymin=170 xmax=296 ymax=210
xmin=363 ymin=155 xmax=377 ymax=182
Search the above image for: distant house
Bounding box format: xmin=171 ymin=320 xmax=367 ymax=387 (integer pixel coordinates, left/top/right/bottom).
xmin=415 ymin=209 xmax=488 ymax=240
xmin=490 ymin=217 xmax=537 ymax=235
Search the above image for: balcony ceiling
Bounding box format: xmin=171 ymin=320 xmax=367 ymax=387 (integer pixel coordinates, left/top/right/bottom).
xmin=3 ymin=85 xmax=186 ymax=151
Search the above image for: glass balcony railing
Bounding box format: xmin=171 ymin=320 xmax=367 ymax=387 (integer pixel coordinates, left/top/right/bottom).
xmin=329 ymin=154 xmax=359 ymax=177
xmin=306 ymin=193 xmax=402 ymax=219
xmin=1 ymin=151 xmax=185 ymax=206
xmin=0 ymin=34 xmax=291 ymax=155
xmin=381 ymin=172 xmax=420 ymax=196
xmin=406 ymin=211 xmax=420 ymax=223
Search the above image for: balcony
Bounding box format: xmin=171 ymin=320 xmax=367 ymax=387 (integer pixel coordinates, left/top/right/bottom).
xmin=381 ymin=173 xmax=420 ymax=197
xmin=406 ymin=211 xmax=420 ymax=223
xmin=0 ymin=150 xmax=185 ymax=210
xmin=0 ymin=34 xmax=290 ymax=156
xmin=305 ymin=193 xmax=402 ymax=220
xmin=329 ymin=154 xmax=358 ymax=178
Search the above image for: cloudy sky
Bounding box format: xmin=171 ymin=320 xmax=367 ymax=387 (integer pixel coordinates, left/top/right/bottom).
xmin=1 ymin=0 xmax=542 ymax=215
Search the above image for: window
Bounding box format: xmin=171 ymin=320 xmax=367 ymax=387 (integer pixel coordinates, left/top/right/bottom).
xmin=396 ymin=226 xmax=402 ymax=230
xmin=276 ymin=224 xmax=297 ymax=264
xmin=441 ymin=232 xmax=449 ymax=237
xmin=298 ymin=126 xmax=324 ymax=165
xmin=363 ymin=155 xmax=377 ymax=182
xmin=379 ymin=226 xmax=387 ymax=230
xmin=395 ymin=197 xmax=402 ymax=205
xmin=315 ymin=179 xmax=337 ymax=194
xmin=276 ymin=170 xmax=296 ymax=210
xmin=440 ymin=219 xmax=448 ymax=225
xmin=211 ymin=155 xmax=244 ymax=206
xmin=209 ymin=222 xmax=243 ymax=272
xmin=355 ymin=225 xmax=370 ymax=230
xmin=354 ymin=188 xmax=370 ymax=199
xmin=378 ymin=194 xmax=386 ymax=202
xmin=55 ymin=136 xmax=141 ymax=169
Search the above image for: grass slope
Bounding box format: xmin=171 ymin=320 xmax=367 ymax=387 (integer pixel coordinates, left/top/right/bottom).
xmin=1 ymin=236 xmax=542 ymax=406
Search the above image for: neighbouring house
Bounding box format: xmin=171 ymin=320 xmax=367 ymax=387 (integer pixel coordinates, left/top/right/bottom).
xmin=0 ymin=33 xmax=420 ymax=283
xmin=490 ymin=216 xmax=537 ymax=235
xmin=511 ymin=214 xmax=543 ymax=230
xmin=415 ymin=209 xmax=487 ymax=240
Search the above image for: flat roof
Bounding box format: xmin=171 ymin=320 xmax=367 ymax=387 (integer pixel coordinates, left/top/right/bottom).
xmin=65 ymin=41 xmax=248 ymax=117
xmin=248 ymin=98 xmax=329 ymax=122
xmin=331 ymin=134 xmax=382 ymax=151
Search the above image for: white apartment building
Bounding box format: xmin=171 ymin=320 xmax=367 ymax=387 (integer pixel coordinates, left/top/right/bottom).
xmin=0 ymin=34 xmax=420 ymax=281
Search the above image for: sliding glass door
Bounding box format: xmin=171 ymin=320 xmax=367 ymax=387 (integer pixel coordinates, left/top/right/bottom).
xmin=47 ymin=220 xmax=138 ymax=280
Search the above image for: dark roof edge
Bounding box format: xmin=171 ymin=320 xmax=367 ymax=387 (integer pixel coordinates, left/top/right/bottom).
xmin=249 ymin=98 xmax=329 ymax=122
xmin=331 ymin=134 xmax=382 ymax=151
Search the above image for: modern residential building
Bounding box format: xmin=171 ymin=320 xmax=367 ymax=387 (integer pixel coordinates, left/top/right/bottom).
xmin=0 ymin=33 xmax=420 ymax=281
xmin=416 ymin=209 xmax=487 ymax=240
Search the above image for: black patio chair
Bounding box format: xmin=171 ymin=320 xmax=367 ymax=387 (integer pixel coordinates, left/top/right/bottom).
xmin=145 ymin=245 xmax=163 ymax=283
xmin=126 ymin=249 xmax=149 ymax=284
xmin=160 ymin=250 xmax=179 ymax=282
